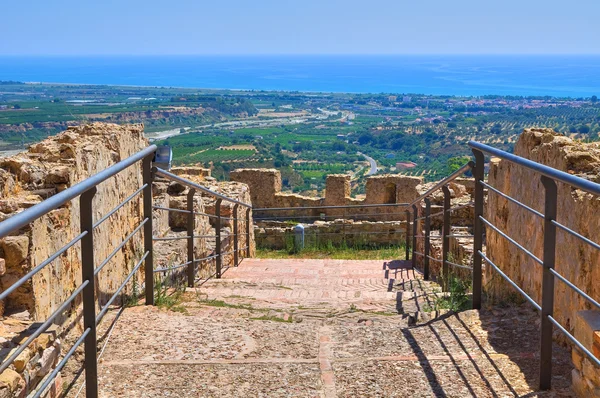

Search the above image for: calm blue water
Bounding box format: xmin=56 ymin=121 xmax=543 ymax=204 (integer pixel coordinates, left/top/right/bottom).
xmin=1 ymin=55 xmax=599 ymax=97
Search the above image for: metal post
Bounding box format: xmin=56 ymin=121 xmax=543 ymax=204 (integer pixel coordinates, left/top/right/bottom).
xmin=424 ymin=198 xmax=431 ymax=281
xmin=442 ymin=185 xmax=451 ymax=291
xmin=187 ymin=189 xmax=195 ymax=287
xmin=472 ymin=150 xmax=484 ymax=310
xmin=405 ymin=210 xmax=410 ymax=261
xmin=80 ymin=187 xmax=98 ymax=398
xmin=143 ymin=156 xmax=154 ymax=305
xmin=233 ymin=204 xmax=239 ymax=267
xmin=412 ymin=205 xmax=418 ymax=270
xmin=245 ymin=208 xmax=251 ymax=258
xmin=215 ymin=199 xmax=223 ymax=278
xmin=539 ymin=175 xmax=557 ymax=390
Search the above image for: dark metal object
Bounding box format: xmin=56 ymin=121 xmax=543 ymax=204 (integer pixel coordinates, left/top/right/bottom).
xmin=254 ymin=203 xmax=408 ymax=211
xmin=233 ymin=204 xmax=239 ymax=266
xmin=540 ymin=176 xmax=557 ymax=390
xmin=246 ymin=208 xmax=251 ymax=258
xmin=472 ymin=149 xmax=484 ymax=310
xmin=405 ymin=210 xmax=410 ymax=260
xmin=215 ymin=199 xmax=223 ymax=278
xmin=442 ymin=185 xmax=450 ymax=291
xmin=80 ymin=187 xmax=98 ymax=398
xmin=412 ymin=205 xmax=418 ymax=270
xmin=143 ymin=154 xmax=155 ymax=306
xmin=424 ymin=199 xmax=431 ymax=281
xmin=187 ymin=189 xmax=196 ymax=287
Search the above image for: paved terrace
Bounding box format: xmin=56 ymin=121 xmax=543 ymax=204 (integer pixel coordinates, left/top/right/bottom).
xmin=94 ymin=259 xmax=574 ymax=397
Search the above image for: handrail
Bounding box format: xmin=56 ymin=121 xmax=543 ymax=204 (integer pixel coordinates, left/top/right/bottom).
xmin=254 ymin=203 xmax=409 ymax=211
xmin=469 ymin=140 xmax=600 ymax=196
xmin=0 ymin=145 xmax=157 ymax=238
xmin=407 ymin=162 xmax=474 ymax=208
xmin=154 ymin=167 xmax=252 ymax=208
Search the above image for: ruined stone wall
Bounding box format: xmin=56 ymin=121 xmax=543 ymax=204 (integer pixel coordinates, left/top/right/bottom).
xmin=486 ymin=129 xmax=600 ymax=329
xmin=230 ymin=168 xmax=423 ymax=221
xmin=485 ymin=128 xmax=600 ymax=397
xmin=0 ymin=123 xmax=256 ymax=397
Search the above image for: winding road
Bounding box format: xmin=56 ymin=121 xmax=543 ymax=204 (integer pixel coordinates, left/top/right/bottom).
xmin=358 ymin=152 xmax=378 ymax=175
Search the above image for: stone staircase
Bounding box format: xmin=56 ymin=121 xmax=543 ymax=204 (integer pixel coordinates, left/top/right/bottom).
xmin=89 ymin=259 xmax=574 ymax=397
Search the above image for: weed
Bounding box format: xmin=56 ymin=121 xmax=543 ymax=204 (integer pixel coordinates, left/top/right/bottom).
xmin=433 ymin=274 xmax=471 ymax=312
xmin=249 ymin=314 xmax=293 ymax=323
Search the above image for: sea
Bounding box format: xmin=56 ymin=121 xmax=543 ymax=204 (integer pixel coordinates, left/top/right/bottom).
xmin=0 ymin=55 xmax=599 ymax=97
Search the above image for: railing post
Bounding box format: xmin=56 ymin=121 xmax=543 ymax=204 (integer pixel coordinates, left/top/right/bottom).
xmin=143 ymin=156 xmax=154 ymax=305
xmin=80 ymin=187 xmax=98 ymax=398
xmin=187 ymin=189 xmax=195 ymax=287
xmin=424 ymin=198 xmax=431 ymax=281
xmin=215 ymin=199 xmax=223 ymax=278
xmin=246 ymin=207 xmax=251 ymax=258
xmin=472 ymin=149 xmax=484 ymax=310
xmin=412 ymin=204 xmax=418 ymax=270
xmin=405 ymin=210 xmax=410 ymax=261
xmin=233 ymin=204 xmax=239 ymax=267
xmin=540 ymin=175 xmax=557 ymax=390
xmin=442 ymin=185 xmax=451 ymax=291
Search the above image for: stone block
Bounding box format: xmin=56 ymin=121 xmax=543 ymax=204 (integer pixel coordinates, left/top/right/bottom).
xmin=583 ymin=358 xmax=600 ymax=387
xmin=0 ymin=237 xmax=29 ymax=268
xmin=575 ymin=311 xmax=600 ymax=353
xmin=595 ymin=331 xmax=600 ymax=359
xmin=0 ymin=369 xmax=23 ymax=393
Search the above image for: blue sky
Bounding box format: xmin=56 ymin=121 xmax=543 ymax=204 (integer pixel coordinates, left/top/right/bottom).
xmin=1 ymin=0 xmax=598 ymax=55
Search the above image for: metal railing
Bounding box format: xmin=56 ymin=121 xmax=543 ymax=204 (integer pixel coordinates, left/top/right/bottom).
xmin=253 ymin=203 xmax=411 ymax=254
xmin=469 ymin=140 xmax=600 ymax=390
xmin=0 ymin=146 xmax=252 ymax=398
xmin=152 ymin=167 xmax=252 ymax=281
xmin=405 ymin=163 xmax=476 ymax=291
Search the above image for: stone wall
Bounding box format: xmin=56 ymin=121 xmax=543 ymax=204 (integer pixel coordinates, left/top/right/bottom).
xmin=230 ymin=168 xmax=423 ymax=221
xmin=0 ymin=123 xmax=256 ymax=397
xmin=485 ymin=128 xmax=600 ymax=396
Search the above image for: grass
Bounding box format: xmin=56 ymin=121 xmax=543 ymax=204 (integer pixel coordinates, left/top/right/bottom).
xmin=257 ymin=239 xmax=406 ymax=260
xmin=249 ymin=314 xmax=293 ymax=323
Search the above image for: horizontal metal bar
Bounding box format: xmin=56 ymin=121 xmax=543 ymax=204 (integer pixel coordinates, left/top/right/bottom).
xmin=153 ymin=235 xmax=191 ymax=241
xmin=480 ymin=180 xmax=543 ymax=219
xmin=95 ymin=218 xmax=148 ymax=276
xmin=478 ymin=250 xmax=541 ymax=311
xmin=547 ymin=315 xmax=600 ymax=368
xmin=0 ymin=231 xmax=87 ymax=301
xmin=412 ymin=235 xmax=441 ymax=239
xmin=447 ymin=202 xmax=475 ymax=213
xmin=446 ymin=234 xmax=475 ymax=238
xmin=549 ymin=268 xmax=600 ymax=311
xmin=195 ymin=253 xmax=219 ymax=262
xmin=155 ymin=168 xmax=251 ymax=208
xmin=254 ymin=203 xmax=410 ymax=212
xmin=427 ymin=255 xmax=442 ymax=263
xmin=93 ymin=184 xmax=147 ymax=229
xmin=154 ymin=260 xmax=193 ymax=273
xmin=194 ymin=234 xmax=218 ymax=239
xmin=0 ymin=146 xmax=156 ymax=239
xmin=153 ymin=206 xmax=191 ymax=214
xmin=413 ymin=251 xmax=424 ymax=257
xmin=429 ymin=210 xmax=445 ymax=218
xmin=469 ymin=141 xmax=600 ymax=196
xmin=445 ymin=260 xmax=473 ymax=270
xmin=32 ymin=328 xmax=90 ymax=398
xmin=96 ymin=251 xmax=148 ymax=325
xmin=256 ymin=231 xmax=406 ymax=237
xmin=479 ymin=216 xmax=543 ymax=266
xmin=195 ymin=212 xmax=220 ymax=219
xmin=408 ymin=162 xmax=474 ymax=208
xmin=0 ymin=280 xmax=88 ymax=374
xmin=254 ymin=213 xmax=411 ymax=221
xmin=552 ymin=220 xmax=600 ymax=251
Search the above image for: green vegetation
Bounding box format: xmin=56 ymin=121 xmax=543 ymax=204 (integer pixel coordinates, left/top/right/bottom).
xmin=2 ymin=82 xmax=599 ymax=193
xmin=257 ymin=239 xmax=406 ymax=260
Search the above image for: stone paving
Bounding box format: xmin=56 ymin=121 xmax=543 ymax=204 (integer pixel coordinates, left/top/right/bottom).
xmin=93 ymin=258 xmax=575 ymax=397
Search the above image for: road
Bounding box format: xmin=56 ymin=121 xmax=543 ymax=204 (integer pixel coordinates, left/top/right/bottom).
xmin=358 ymin=152 xmax=378 ymax=175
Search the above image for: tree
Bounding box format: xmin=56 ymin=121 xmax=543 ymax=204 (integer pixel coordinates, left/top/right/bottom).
xmin=592 ymin=95 xmax=598 ymax=103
